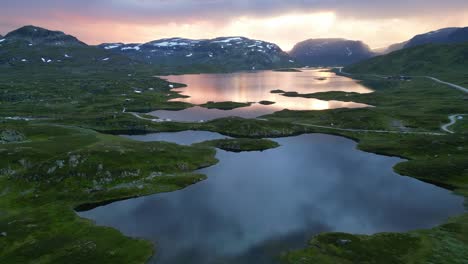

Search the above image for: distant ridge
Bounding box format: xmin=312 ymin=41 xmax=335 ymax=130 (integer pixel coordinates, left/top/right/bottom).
xmin=4 ymin=25 xmax=86 ymax=46
xmin=383 ymin=27 xmax=468 ymax=53
xmin=346 ymin=42 xmax=468 ymax=79
xmin=289 ymin=38 xmax=375 ymax=66
xmin=0 ymin=25 xmax=297 ymax=72
xmin=97 ymin=36 xmax=297 ymax=71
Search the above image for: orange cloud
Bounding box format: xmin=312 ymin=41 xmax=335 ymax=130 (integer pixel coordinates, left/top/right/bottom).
xmin=1 ymin=8 xmax=468 ymax=51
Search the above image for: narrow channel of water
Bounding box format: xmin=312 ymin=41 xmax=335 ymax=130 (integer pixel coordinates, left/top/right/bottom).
xmin=121 ymin=130 xmax=230 ymax=145
xmin=78 ymin=133 xmax=465 ymax=264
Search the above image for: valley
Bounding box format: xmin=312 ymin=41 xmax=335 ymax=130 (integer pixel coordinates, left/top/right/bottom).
xmin=0 ymin=23 xmax=467 ymax=264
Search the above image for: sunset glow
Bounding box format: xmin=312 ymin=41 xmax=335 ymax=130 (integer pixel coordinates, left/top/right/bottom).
xmin=2 ymin=1 xmax=468 ymax=50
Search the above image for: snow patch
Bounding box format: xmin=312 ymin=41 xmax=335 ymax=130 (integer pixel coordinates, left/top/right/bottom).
xmin=153 ymin=41 xmax=190 ymax=47
xmin=346 ymin=47 xmax=353 ymax=56
xmin=21 ymin=59 xmax=27 ymax=62
xmin=121 ymin=46 xmax=141 ymax=51
xmin=102 ymin=57 xmax=110 ymax=61
xmin=0 ymin=39 xmax=5 ymax=43
xmin=186 ymin=53 xmax=193 ymax=57
xmin=212 ymin=37 xmax=242 ymax=43
xmin=64 ymin=54 xmax=71 ymax=58
xmin=104 ymin=44 xmax=121 ymax=49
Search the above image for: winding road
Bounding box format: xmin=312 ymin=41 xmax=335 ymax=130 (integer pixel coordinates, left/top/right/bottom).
xmin=441 ymin=114 xmax=466 ymax=134
xmin=292 ymin=122 xmax=445 ymax=136
xmin=425 ymin=77 xmax=468 ymax=94
xmin=338 ymin=68 xmax=468 ymax=94
xmin=338 ymin=68 xmax=468 ymax=133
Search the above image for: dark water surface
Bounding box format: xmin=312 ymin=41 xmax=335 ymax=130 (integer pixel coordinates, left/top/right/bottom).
xmin=122 ymin=130 xmax=230 ymax=145
xmin=78 ymin=133 xmax=465 ymax=264
xmin=150 ymin=69 xmax=372 ymax=122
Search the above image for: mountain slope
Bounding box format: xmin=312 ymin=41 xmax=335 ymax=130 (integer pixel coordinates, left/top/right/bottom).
xmin=382 ymin=41 xmax=408 ymax=54
xmin=384 ymin=27 xmax=468 ymax=53
xmin=289 ymin=38 xmax=375 ymax=66
xmin=404 ymin=27 xmax=460 ymax=48
xmin=98 ymin=37 xmax=297 ymax=72
xmin=4 ymin=25 xmax=86 ymax=46
xmin=449 ymin=27 xmax=468 ymax=43
xmin=345 ymin=42 xmax=468 ymax=84
xmin=0 ymin=26 xmax=147 ymax=76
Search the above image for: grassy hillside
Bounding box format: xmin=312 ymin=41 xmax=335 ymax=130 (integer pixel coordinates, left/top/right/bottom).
xmin=345 ymin=43 xmax=468 ymax=85
xmin=1 ymin=34 xmax=468 ymax=263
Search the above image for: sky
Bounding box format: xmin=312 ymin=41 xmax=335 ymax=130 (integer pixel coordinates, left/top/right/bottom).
xmin=1 ymin=0 xmax=468 ymax=51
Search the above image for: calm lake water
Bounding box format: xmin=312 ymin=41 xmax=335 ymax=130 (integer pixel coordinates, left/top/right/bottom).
xmin=122 ymin=130 xmax=230 ymax=145
xmin=150 ymin=69 xmax=372 ymax=122
xmin=79 ymin=133 xmax=465 ymax=264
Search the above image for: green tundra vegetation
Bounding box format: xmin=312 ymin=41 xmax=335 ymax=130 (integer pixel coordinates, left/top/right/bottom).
xmin=195 ymin=138 xmax=280 ymax=152
xmin=0 ymin=41 xmax=467 ymax=263
xmin=258 ymin=100 xmax=276 ymax=105
xmin=199 ymin=101 xmax=253 ymax=110
xmin=346 ymin=42 xmax=468 ymax=85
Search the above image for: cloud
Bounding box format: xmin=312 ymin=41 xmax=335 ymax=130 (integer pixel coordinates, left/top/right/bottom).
xmin=3 ymin=0 xmax=468 ymax=23
xmin=1 ymin=0 xmax=468 ymax=49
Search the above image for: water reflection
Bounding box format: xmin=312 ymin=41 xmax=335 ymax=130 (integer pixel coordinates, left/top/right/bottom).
xmin=150 ymin=69 xmax=372 ymax=122
xmin=122 ymin=131 xmax=229 ymax=145
xmin=79 ymin=134 xmax=465 ymax=264
xmin=167 ymin=69 xmax=372 ymax=104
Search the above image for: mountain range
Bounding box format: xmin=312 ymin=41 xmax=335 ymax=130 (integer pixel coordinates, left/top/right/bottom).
xmin=1 ymin=25 xmax=468 ymax=70
xmin=98 ymin=37 xmax=296 ymax=71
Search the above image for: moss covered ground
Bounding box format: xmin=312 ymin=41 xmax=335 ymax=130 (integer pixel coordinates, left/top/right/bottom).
xmin=0 ymin=58 xmax=467 ymax=263
xmin=199 ymin=101 xmax=252 ymax=110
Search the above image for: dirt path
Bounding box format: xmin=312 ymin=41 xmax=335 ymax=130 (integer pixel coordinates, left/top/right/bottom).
xmin=122 ymin=108 xmax=165 ymax=122
xmin=425 ymin=77 xmax=468 ymax=94
xmin=441 ymin=114 xmax=466 ymax=134
xmin=292 ymin=122 xmax=445 ymax=136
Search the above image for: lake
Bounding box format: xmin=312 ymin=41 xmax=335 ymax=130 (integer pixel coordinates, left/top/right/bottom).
xmin=78 ymin=133 xmax=465 ymax=264
xmin=150 ymin=69 xmax=372 ymax=122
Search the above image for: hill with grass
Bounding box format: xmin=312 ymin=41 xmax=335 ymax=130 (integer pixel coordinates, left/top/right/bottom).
xmin=289 ymin=38 xmax=375 ymax=66
xmin=0 ymin=26 xmax=149 ymax=77
xmin=383 ymin=27 xmax=468 ymax=53
xmin=4 ymin=25 xmax=86 ymax=46
xmin=345 ymin=42 xmax=468 ymax=84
